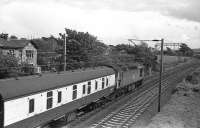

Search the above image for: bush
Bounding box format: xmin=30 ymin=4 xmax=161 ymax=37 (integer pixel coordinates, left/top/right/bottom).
xmin=171 ymin=88 xmax=178 ymax=94
xmin=185 ymin=75 xmax=193 ymax=82
xmin=185 ymin=74 xmax=199 ymax=85
xmin=192 ymin=88 xmax=200 ymax=92
xmin=0 ymin=68 xmax=9 ymax=79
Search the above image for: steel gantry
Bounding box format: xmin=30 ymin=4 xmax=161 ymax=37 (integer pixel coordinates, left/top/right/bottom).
xmin=155 ymin=43 xmax=182 ymax=50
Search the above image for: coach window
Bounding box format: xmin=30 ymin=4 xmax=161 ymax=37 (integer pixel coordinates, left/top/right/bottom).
xmin=83 ymin=85 xmax=86 ymax=94
xmin=57 ymin=91 xmax=62 ymax=103
xmin=73 ymin=85 xmax=77 ymax=100
xmin=102 ymin=78 xmax=105 ymax=89
xmin=106 ymin=78 xmax=109 ymax=86
xmin=47 ymin=91 xmax=53 ymax=109
xmin=87 ymin=81 xmax=91 ymax=94
xmin=139 ymin=68 xmax=143 ymax=77
xmin=29 ymin=99 xmax=34 ymax=113
xmin=95 ymin=81 xmax=98 ymax=90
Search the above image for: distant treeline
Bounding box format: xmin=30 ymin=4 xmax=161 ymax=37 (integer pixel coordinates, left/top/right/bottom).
xmin=0 ymin=29 xmax=194 ymax=78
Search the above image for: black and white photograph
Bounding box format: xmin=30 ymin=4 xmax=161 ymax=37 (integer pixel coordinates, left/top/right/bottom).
xmin=0 ymin=0 xmax=200 ymax=128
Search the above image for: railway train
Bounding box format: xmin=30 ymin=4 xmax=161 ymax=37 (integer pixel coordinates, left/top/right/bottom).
xmin=0 ymin=65 xmax=144 ymax=128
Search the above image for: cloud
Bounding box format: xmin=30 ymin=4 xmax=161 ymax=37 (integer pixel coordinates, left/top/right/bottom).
xmin=164 ymin=0 xmax=200 ymax=22
xmin=58 ymin=0 xmax=200 ymax=22
xmin=1 ymin=0 xmax=200 ymax=22
xmin=0 ymin=0 xmax=199 ymax=48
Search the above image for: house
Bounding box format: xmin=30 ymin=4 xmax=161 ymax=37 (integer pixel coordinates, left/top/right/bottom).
xmin=0 ymin=39 xmax=37 ymax=66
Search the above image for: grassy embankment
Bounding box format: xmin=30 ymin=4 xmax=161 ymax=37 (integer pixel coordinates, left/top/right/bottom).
xmin=146 ymin=68 xmax=200 ymax=128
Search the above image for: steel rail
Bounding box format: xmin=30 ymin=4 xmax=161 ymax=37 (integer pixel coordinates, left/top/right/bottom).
xmin=91 ymin=65 xmax=197 ymax=128
xmin=119 ymin=67 xmax=195 ymax=128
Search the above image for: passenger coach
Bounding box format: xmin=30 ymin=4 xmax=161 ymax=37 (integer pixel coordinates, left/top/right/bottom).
xmin=0 ymin=67 xmax=116 ymax=128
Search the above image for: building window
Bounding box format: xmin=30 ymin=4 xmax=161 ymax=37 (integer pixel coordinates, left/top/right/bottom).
xmin=106 ymin=78 xmax=109 ymax=86
xmin=57 ymin=91 xmax=62 ymax=103
xmin=95 ymin=81 xmax=98 ymax=90
xmin=47 ymin=91 xmax=53 ymax=109
xmin=29 ymin=99 xmax=34 ymax=113
xmin=26 ymin=50 xmax=34 ymax=58
xmin=19 ymin=50 xmax=22 ymax=58
xmin=7 ymin=50 xmax=15 ymax=56
xmin=102 ymin=78 xmax=105 ymax=89
xmin=83 ymin=85 xmax=86 ymax=94
xmin=72 ymin=85 xmax=77 ymax=100
xmin=139 ymin=68 xmax=143 ymax=77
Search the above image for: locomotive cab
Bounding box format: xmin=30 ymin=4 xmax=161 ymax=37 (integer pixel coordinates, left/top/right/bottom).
xmin=0 ymin=94 xmax=4 ymax=128
xmin=116 ymin=71 xmax=123 ymax=89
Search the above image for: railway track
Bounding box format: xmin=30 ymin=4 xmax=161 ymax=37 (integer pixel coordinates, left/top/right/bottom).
xmin=56 ymin=61 xmax=199 ymax=128
xmin=89 ymin=65 xmax=198 ymax=128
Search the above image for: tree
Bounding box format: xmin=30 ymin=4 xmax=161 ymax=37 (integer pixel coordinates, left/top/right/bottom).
xmin=179 ymin=43 xmax=193 ymax=56
xmin=31 ymin=37 xmax=62 ymax=70
xmin=115 ymin=44 xmax=130 ymax=52
xmin=110 ymin=43 xmax=157 ymax=71
xmin=59 ymin=28 xmax=107 ymax=69
xmin=139 ymin=41 xmax=148 ymax=48
xmin=0 ymin=33 xmax=8 ymax=40
xmin=164 ymin=47 xmax=175 ymax=56
xmin=0 ymin=54 xmax=19 ymax=79
xmin=0 ymin=54 xmax=19 ymax=67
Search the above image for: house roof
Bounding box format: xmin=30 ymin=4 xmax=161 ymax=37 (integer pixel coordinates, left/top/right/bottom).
xmin=0 ymin=39 xmax=36 ymax=49
xmin=0 ymin=66 xmax=115 ymax=100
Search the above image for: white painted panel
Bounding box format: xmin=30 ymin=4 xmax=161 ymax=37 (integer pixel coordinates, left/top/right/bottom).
xmin=38 ymin=92 xmax=46 ymax=113
xmin=77 ymin=83 xmax=82 ymax=99
xmin=90 ymin=80 xmax=94 ymax=94
xmin=4 ymin=73 xmax=116 ymax=127
xmin=98 ymin=78 xmax=102 ymax=90
xmin=52 ymin=90 xmax=56 ymax=108
xmin=4 ymin=92 xmax=45 ymax=126
xmin=66 ymin=86 xmax=72 ymax=102
xmin=4 ymin=98 xmax=28 ymax=126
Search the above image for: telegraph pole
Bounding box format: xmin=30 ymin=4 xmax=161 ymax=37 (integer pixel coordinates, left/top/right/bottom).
xmin=158 ymin=38 xmax=164 ymax=112
xmin=64 ymin=34 xmax=67 ymax=71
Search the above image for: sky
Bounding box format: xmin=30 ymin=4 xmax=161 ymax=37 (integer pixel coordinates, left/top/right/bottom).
xmin=0 ymin=0 xmax=200 ymax=48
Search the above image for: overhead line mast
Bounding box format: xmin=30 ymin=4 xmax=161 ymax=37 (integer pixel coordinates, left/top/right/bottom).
xmin=128 ymin=38 xmax=164 ymax=112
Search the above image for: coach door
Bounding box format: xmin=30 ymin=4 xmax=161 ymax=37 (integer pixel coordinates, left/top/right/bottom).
xmin=0 ymin=95 xmax=4 ymax=128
